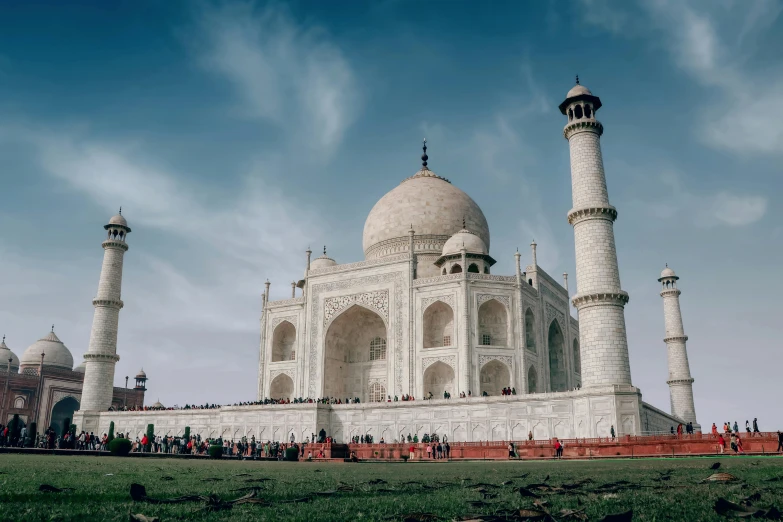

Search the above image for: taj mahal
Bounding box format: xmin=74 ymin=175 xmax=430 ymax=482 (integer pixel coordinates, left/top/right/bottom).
xmin=61 ymin=80 xmax=700 ymax=442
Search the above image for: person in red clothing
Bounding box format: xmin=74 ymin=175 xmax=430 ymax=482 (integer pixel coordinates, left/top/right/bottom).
xmin=711 ymin=423 xmax=718 ymax=436
xmin=553 ymin=438 xmax=563 ymax=459
xmin=140 ymin=434 xmax=149 ymax=453
xmin=717 ymin=434 xmax=725 ymax=454
xmin=408 ymin=445 xmax=415 ymax=460
xmin=676 ymin=424 xmax=683 ymax=437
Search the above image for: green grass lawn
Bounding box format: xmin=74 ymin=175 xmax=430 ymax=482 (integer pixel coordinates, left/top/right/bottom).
xmin=1 ymin=454 xmax=781 ymax=521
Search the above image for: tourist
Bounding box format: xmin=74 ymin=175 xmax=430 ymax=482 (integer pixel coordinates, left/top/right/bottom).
xmin=733 ymin=421 xmax=739 ymax=433
xmin=676 ymin=424 xmax=683 ymax=438
xmin=437 ymin=441 xmax=443 ymax=459
xmin=736 ymin=433 xmax=745 ymax=454
xmin=711 ymin=423 xmax=718 ymax=436
xmin=553 ymin=438 xmax=563 ymax=459
xmin=753 ymin=418 xmax=760 ymax=435
xmin=528 ymin=431 xmax=533 ymax=441
xmin=717 ymin=433 xmax=725 ymax=453
xmin=409 ymin=444 xmax=415 ymax=460
xmin=427 ymin=443 xmax=432 ymax=459
xmin=508 ymin=442 xmax=515 ymax=459
xmin=444 ymin=441 xmax=450 ymax=459
xmin=730 ymin=434 xmax=738 ymax=453
xmin=745 ymin=420 xmax=751 ymax=434
xmin=610 ymin=425 xmax=616 ymax=439
xmin=776 ymin=431 xmax=783 ymax=453
xmin=723 ymin=422 xmax=730 ymax=434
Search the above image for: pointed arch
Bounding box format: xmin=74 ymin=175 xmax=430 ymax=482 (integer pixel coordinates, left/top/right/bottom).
xmin=525 ymin=308 xmax=536 ymax=353
xmin=272 ymin=320 xmax=297 ymax=361
xmin=548 ymin=319 xmax=567 ymax=392
xmin=478 ymin=299 xmax=508 ymax=346
xmin=527 ymin=366 xmax=537 ymax=394
xmin=467 ymin=263 xmax=480 ymax=273
xmin=423 ymin=300 xmax=454 ymax=348
xmin=269 ymin=373 xmax=294 ymax=399
xmin=324 ymin=304 xmax=387 ymax=401
xmin=450 ymin=264 xmax=462 ymax=274
xmin=479 ymin=359 xmax=510 ymax=396
xmin=423 ymin=361 xmax=455 ymax=398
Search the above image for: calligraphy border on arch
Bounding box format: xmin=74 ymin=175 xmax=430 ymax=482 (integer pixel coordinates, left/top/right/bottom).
xmin=308 ymin=272 xmax=405 ymax=397
xmin=271 ymin=315 xmax=298 ymax=330
xmin=476 ymin=294 xmax=511 ymax=309
xmin=545 ymin=302 xmax=566 ymax=329
xmin=323 ymin=290 xmax=389 ymax=326
xmin=270 ymin=368 xmax=295 ymax=382
xmin=421 ymin=294 xmax=456 ymax=311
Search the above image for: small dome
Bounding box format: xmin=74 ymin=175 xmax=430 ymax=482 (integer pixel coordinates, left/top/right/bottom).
xmin=659 ymin=266 xmax=678 ymax=280
xmin=442 ymin=229 xmax=487 ymax=256
xmin=73 ymin=360 xmax=87 ymax=373
xmin=135 ymin=368 xmax=147 ymax=379
xmin=108 ymin=213 xmax=128 ymax=227
xmin=151 ymin=400 xmax=164 ymax=409
xmin=310 ymin=253 xmax=337 ymax=270
xmin=20 ymin=330 xmax=74 ymax=371
xmin=566 ymin=84 xmax=592 ymax=98
xmin=0 ymin=337 xmax=20 ymax=373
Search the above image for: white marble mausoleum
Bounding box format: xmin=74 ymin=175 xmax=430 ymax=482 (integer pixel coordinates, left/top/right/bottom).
xmin=74 ymin=80 xmax=698 ymax=442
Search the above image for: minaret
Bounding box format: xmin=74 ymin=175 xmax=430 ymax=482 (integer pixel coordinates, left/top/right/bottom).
xmin=81 ymin=210 xmax=130 ymax=411
xmin=658 ymin=266 xmax=698 ymax=427
xmin=561 ymin=78 xmax=632 ymax=387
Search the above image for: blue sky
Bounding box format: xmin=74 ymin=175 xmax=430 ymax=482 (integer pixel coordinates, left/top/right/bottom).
xmin=1 ymin=0 xmax=780 ymax=429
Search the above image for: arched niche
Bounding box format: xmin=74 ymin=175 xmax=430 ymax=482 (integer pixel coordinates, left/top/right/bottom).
xmin=272 ymin=321 xmax=296 ymax=362
xmin=525 ymin=308 xmax=536 ymax=353
xmin=467 ymin=263 xmax=480 ymax=273
xmin=548 ymin=320 xmax=567 ymax=392
xmin=423 ymin=361 xmax=455 ymax=398
xmin=369 ymin=382 xmax=386 ymax=402
xmin=269 ymin=373 xmax=294 ymax=399
xmin=450 ymin=264 xmax=462 ymax=274
xmin=324 ymin=304 xmax=387 ymax=401
xmin=423 ymin=301 xmax=454 ymax=348
xmin=527 ymin=366 xmax=537 ymax=393
xmin=573 ymin=338 xmax=581 ymax=375
xmin=50 ymin=396 xmax=79 ymax=432
xmin=479 ymin=360 xmax=510 ymax=396
xmin=478 ymin=299 xmax=508 ymax=346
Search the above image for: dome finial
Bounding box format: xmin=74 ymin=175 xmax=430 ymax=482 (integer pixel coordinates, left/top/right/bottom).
xmin=421 ymin=138 xmax=428 ymax=170
xmin=575 ymin=74 xmax=579 ymax=85
xmin=119 ymin=206 xmax=122 ymax=215
xmin=462 ymin=216 xmax=466 ymax=229
xmin=51 ymin=324 xmax=55 ymax=333
xmin=323 ymin=245 xmax=327 ymax=256
xmin=665 ymin=262 xmax=668 ymax=268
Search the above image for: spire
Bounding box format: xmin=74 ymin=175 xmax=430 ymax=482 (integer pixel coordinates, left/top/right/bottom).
xmin=51 ymin=324 xmax=55 ymax=333
xmin=119 ymin=206 xmax=122 ymax=215
xmin=421 ymin=138 xmax=428 ymax=170
xmin=323 ymin=245 xmax=327 ymax=256
xmin=462 ymin=216 xmax=466 ymax=229
xmin=575 ymin=74 xmax=579 ymax=85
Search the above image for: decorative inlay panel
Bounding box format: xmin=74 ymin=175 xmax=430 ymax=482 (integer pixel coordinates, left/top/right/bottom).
xmin=308 ymin=273 xmax=405 ymax=397
xmin=323 ymin=290 xmax=389 ymax=326
xmin=466 ymin=274 xmax=516 ymax=283
xmin=367 ymin=377 xmax=387 ymax=387
xmin=271 ymin=316 xmax=298 ymax=330
xmin=478 ymin=355 xmax=513 ymax=369
xmin=541 ymin=285 xmax=568 ymax=310
xmin=413 ymin=274 xmax=462 ymax=287
xmin=270 ymin=369 xmax=295 ymax=381
xmin=476 ymin=294 xmax=510 ymax=308
xmin=422 ymin=355 xmax=456 ymax=371
xmin=546 ymin=302 xmax=566 ymax=328
xmin=52 ymin=390 xmax=81 ymax=405
xmin=421 ymin=295 xmax=455 ymax=311
xmin=266 ymin=297 xmax=306 ymax=308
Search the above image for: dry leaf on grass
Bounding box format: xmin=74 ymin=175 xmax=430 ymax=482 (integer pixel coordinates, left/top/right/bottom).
xmin=558 ymin=508 xmax=588 ymax=521
xmin=129 ymin=515 xmax=159 ymax=522
xmin=519 ymin=486 xmax=540 ymax=498
xmin=703 ymin=473 xmax=739 ymax=483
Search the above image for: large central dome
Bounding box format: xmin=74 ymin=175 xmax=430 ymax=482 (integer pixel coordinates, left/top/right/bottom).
xmin=363 ymin=162 xmax=490 ymax=260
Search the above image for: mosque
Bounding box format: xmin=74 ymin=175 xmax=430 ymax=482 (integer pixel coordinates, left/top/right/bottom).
xmin=67 ymin=80 xmax=699 ymax=441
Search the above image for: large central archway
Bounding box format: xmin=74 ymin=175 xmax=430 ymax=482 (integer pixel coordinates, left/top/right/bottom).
xmin=423 ymin=361 xmax=454 ymax=398
xmin=50 ymin=396 xmax=79 ymax=432
xmin=548 ymin=320 xmax=567 ymax=392
xmin=324 ymin=304 xmax=388 ymax=401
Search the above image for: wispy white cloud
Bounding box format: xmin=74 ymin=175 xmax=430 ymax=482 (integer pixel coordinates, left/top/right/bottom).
xmin=634 ymin=168 xmax=767 ymax=227
xmin=580 ymin=0 xmax=783 ymax=155
xmin=190 ymin=2 xmax=361 ymax=160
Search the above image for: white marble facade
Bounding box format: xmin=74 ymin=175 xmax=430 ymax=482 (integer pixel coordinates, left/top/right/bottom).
xmin=74 ymin=81 xmax=698 ymax=440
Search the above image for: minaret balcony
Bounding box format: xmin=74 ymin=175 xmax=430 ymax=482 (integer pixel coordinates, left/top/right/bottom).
xmin=567 ymin=205 xmax=617 ymax=225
